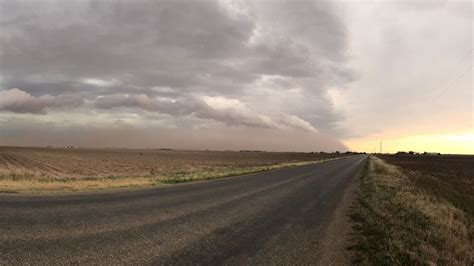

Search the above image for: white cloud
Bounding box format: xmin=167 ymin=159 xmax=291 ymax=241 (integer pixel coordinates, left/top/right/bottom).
xmin=0 ymin=88 xmax=83 ymax=114
xmin=201 ymin=96 xmax=248 ymax=110
xmin=281 ymin=115 xmax=318 ymax=133
xmin=82 ymin=78 xmax=121 ymax=87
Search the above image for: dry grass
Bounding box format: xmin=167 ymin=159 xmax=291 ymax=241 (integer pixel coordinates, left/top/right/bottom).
xmin=349 ymin=156 xmax=473 ymax=265
xmin=0 ymin=147 xmax=343 ymax=193
xmin=0 ymin=176 xmax=154 ymax=193
xmin=379 ymin=154 xmax=474 ymax=217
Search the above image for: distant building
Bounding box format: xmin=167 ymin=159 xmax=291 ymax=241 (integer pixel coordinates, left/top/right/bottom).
xmin=423 ymin=152 xmax=441 ymax=156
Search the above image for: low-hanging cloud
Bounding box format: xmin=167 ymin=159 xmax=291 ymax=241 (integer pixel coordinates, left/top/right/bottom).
xmin=0 ymin=116 xmax=343 ymax=152
xmin=0 ymin=0 xmax=354 ymax=149
xmin=0 ymin=88 xmax=83 ymax=114
xmin=94 ymin=93 xmax=318 ymax=132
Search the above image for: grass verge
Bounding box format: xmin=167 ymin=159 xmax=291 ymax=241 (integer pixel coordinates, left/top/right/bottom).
xmin=349 ymin=156 xmax=473 ymax=265
xmin=160 ymin=160 xmax=331 ymax=184
xmin=0 ymin=159 xmax=334 ymax=194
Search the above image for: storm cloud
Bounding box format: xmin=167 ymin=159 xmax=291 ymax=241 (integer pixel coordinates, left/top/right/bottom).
xmin=0 ymin=0 xmax=353 ymax=150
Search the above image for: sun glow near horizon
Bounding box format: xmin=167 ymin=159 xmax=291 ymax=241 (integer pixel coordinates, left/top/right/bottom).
xmin=345 ymin=131 xmax=474 ymax=155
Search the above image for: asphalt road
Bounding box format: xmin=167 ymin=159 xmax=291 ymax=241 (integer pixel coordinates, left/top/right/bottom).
xmin=0 ymin=155 xmax=367 ymax=265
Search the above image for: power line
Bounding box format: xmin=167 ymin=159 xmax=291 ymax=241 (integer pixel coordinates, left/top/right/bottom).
xmin=453 ymin=49 xmax=473 ymax=66
xmin=428 ymin=64 xmax=473 ymax=103
xmin=426 ymin=48 xmax=473 ymax=103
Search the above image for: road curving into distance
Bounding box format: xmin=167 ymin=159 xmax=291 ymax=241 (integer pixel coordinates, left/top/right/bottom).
xmin=0 ymin=155 xmax=367 ymax=264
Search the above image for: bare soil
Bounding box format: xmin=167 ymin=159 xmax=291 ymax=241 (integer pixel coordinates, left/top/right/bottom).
xmin=0 ymin=146 xmax=346 ymax=193
xmin=379 ymin=154 xmax=474 ymax=215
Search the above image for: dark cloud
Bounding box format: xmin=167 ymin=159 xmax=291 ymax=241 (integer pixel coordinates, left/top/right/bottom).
xmin=0 ymin=0 xmax=354 ymax=149
xmin=0 ymin=0 xmax=256 ymax=94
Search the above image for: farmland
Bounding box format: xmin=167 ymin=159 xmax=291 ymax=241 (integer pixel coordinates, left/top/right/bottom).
xmin=350 ymin=155 xmax=474 ymax=264
xmin=380 ymin=154 xmax=474 ymax=215
xmin=0 ymin=146 xmax=345 ymax=193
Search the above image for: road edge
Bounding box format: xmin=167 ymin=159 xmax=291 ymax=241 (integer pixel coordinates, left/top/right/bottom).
xmin=317 ymin=157 xmax=365 ymax=265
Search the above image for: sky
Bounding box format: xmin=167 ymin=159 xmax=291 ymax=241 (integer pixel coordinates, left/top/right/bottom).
xmin=0 ymin=0 xmax=472 ymax=153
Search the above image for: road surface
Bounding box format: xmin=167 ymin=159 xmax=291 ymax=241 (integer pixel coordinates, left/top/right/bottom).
xmin=0 ymin=155 xmax=367 ymax=264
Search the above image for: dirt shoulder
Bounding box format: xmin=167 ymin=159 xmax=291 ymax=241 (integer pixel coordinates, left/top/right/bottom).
xmin=318 ymin=169 xmax=360 ymax=265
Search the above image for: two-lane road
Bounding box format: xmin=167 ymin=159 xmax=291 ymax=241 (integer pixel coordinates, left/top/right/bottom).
xmin=0 ymin=155 xmax=367 ymax=264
